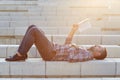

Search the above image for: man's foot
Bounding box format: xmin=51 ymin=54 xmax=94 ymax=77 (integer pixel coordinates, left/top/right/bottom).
xmin=5 ymin=54 xmax=27 ymax=61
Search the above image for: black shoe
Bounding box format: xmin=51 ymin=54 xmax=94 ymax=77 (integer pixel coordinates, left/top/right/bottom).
xmin=5 ymin=54 xmax=27 ymax=61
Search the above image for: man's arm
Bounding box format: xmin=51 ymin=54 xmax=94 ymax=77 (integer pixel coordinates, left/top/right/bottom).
xmin=64 ymin=24 xmax=79 ymax=44
xmin=64 ymin=18 xmax=89 ymax=44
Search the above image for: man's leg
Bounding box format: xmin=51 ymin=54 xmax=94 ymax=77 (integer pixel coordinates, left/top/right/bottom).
xmin=18 ymin=25 xmax=35 ymax=55
xmin=6 ymin=25 xmax=55 ymax=61
xmin=18 ymin=25 xmax=55 ymax=60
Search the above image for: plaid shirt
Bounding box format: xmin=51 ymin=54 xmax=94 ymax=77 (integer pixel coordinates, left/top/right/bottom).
xmin=52 ymin=43 xmax=93 ymax=62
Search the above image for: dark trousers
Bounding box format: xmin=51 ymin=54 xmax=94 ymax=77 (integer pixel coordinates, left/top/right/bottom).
xmin=18 ymin=25 xmax=55 ymax=61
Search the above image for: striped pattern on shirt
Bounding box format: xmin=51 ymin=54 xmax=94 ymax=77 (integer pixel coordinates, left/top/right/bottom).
xmin=52 ymin=43 xmax=93 ymax=62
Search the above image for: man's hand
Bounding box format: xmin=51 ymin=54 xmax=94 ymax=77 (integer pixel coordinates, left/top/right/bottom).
xmin=72 ymin=23 xmax=79 ymax=32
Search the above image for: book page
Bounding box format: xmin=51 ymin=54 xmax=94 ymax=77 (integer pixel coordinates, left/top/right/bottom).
xmin=78 ymin=18 xmax=92 ymax=32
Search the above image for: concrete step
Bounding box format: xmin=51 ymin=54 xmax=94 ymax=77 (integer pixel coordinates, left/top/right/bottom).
xmin=0 ymin=28 xmax=120 ymax=45
xmin=0 ymin=24 xmax=118 ymax=34
xmin=0 ymin=0 xmax=120 ymax=29
xmin=52 ymin=35 xmax=120 ymax=45
xmin=0 ymin=58 xmax=120 ymax=78
xmin=0 ymin=1 xmax=37 ymax=5
xmin=0 ymin=45 xmax=120 ymax=58
xmin=0 ymin=78 xmax=120 ymax=80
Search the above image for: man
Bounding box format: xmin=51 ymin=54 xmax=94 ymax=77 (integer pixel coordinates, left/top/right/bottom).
xmin=5 ymin=20 xmax=107 ymax=62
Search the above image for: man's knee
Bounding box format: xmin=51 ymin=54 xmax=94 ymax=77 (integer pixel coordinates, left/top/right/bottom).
xmin=28 ymin=25 xmax=36 ymax=29
xmin=33 ymin=27 xmax=45 ymax=35
xmin=27 ymin=24 xmax=45 ymax=36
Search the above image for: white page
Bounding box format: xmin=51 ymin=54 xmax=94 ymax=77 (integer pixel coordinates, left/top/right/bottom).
xmin=78 ymin=18 xmax=92 ymax=32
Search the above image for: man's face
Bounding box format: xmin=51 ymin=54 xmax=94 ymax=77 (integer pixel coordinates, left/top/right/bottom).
xmin=89 ymin=45 xmax=103 ymax=57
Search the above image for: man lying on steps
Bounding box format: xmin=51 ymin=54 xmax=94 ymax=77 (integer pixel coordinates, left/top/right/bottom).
xmin=5 ymin=19 xmax=107 ymax=62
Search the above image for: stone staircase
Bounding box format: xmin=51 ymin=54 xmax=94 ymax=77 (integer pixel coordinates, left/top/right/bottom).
xmin=0 ymin=0 xmax=120 ymax=79
xmin=0 ymin=78 xmax=120 ymax=80
xmin=0 ymin=44 xmax=120 ymax=78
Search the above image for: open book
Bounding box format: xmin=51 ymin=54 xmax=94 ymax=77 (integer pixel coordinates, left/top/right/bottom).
xmin=78 ymin=18 xmax=92 ymax=32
